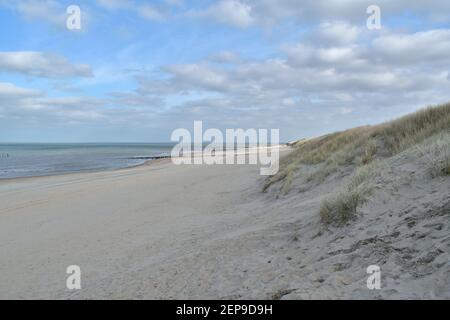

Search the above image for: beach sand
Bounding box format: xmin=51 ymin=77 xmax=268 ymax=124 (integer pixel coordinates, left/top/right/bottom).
xmin=0 ymin=151 xmax=287 ymax=299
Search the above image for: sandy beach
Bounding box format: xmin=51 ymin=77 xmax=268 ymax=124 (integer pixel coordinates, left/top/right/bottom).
xmin=0 ymin=153 xmax=287 ymax=299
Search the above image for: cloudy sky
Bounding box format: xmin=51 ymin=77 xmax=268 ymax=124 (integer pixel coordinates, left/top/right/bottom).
xmin=1 ymin=0 xmax=450 ymax=142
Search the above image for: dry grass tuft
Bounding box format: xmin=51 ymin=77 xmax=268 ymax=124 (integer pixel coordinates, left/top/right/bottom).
xmin=429 ymin=136 xmax=450 ymax=178
xmin=319 ymin=165 xmax=374 ymax=226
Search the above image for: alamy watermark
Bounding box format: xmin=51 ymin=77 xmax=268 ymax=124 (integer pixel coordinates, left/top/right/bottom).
xmin=170 ymin=121 xmax=280 ymax=176
xmin=366 ymin=265 xmax=381 ymax=290
xmin=367 ymin=5 xmax=381 ymax=30
xmin=66 ymin=5 xmax=81 ymax=30
xmin=66 ymin=265 xmax=81 ymax=290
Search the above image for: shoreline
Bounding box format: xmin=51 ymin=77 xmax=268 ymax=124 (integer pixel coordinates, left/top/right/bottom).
xmin=0 ymin=145 xmax=288 ymax=182
xmin=0 ymin=157 xmax=174 ymax=185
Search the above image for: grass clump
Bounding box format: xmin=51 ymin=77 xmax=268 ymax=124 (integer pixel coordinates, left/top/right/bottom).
xmin=431 ymin=152 xmax=450 ymax=178
xmin=320 ymin=190 xmax=366 ymax=226
xmin=319 ymin=166 xmax=374 ymax=226
xmin=429 ymin=136 xmax=450 ymax=178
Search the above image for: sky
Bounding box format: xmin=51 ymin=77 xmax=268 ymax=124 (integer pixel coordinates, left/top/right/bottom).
xmin=1 ymin=0 xmax=450 ymax=142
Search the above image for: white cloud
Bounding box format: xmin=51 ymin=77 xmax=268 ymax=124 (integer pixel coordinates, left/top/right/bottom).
xmin=247 ymin=0 xmax=450 ymax=26
xmin=0 ymin=52 xmax=93 ymax=78
xmin=164 ymin=64 xmax=231 ymax=92
xmin=0 ymin=84 xmax=108 ymax=122
xmin=282 ymin=97 xmax=296 ymax=106
xmin=318 ymin=47 xmax=357 ymax=63
xmin=15 ymin=0 xmax=66 ymax=26
xmin=315 ymin=21 xmax=361 ymax=45
xmin=0 ymin=82 xmax=43 ymax=99
xmin=373 ymin=29 xmax=450 ymax=65
xmin=210 ymin=51 xmax=241 ymax=64
xmin=191 ymin=0 xmax=254 ymax=28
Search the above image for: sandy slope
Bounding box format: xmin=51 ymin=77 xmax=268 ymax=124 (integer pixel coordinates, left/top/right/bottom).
xmin=0 ymin=145 xmax=448 ymax=299
xmin=262 ymin=145 xmax=449 ymax=299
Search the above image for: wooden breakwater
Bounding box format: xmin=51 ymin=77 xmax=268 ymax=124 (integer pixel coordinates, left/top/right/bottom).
xmin=130 ymin=155 xmax=172 ymax=160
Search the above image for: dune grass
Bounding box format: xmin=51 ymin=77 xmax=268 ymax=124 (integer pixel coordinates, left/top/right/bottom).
xmin=319 ymin=165 xmax=374 ymax=225
xmin=264 ymin=102 xmax=450 ymax=193
xmin=427 ymin=134 xmax=450 ymax=178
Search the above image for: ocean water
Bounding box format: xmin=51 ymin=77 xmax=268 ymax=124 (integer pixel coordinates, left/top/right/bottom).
xmin=0 ymin=143 xmax=174 ymax=179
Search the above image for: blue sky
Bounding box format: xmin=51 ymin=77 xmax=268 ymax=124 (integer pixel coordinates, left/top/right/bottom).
xmin=1 ymin=0 xmax=450 ymax=142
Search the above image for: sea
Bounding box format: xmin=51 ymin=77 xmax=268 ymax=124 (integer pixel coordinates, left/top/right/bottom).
xmin=0 ymin=143 xmax=175 ymax=179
